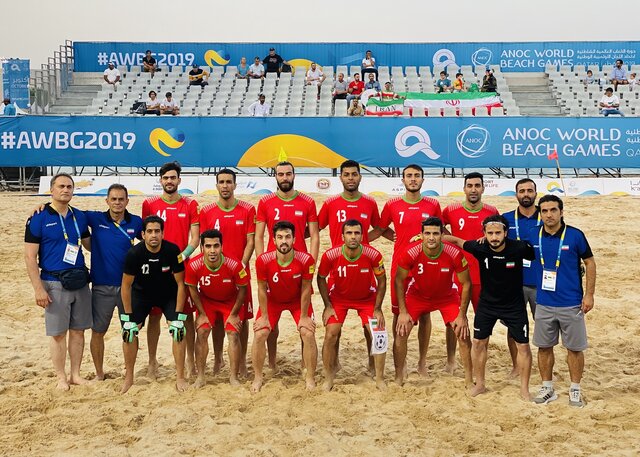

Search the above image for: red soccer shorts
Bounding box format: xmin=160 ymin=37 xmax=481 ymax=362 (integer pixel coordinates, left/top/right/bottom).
xmin=254 ymin=301 xmax=314 ymax=331
xmin=325 ymin=300 xmax=375 ymax=326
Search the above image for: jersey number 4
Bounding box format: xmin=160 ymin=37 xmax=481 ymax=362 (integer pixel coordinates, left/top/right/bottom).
xmin=156 ymin=209 xmax=167 ymax=221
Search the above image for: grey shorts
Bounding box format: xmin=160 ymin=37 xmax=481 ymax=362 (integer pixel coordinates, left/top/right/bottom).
xmin=43 ymin=281 xmax=93 ymax=336
xmin=532 ymin=304 xmax=588 ymax=351
xmin=523 ymin=285 xmax=537 ymax=318
xmin=91 ymin=285 xmax=123 ymax=333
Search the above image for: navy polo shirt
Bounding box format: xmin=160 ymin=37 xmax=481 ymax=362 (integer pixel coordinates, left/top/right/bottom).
xmin=503 ymin=208 xmax=541 ymax=287
xmin=529 ymin=223 xmax=593 ymax=308
xmin=25 ymin=203 xmax=90 ymax=280
xmin=86 ymin=210 xmax=143 ymax=286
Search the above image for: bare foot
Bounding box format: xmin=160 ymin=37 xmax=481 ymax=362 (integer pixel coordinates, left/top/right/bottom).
xmin=213 ymin=358 xmax=225 ymax=375
xmin=69 ymin=375 xmax=90 ymax=386
xmin=147 ymin=360 xmax=159 ymax=380
xmin=508 ymin=367 xmax=519 ymax=379
xmin=376 ymin=379 xmax=387 ymax=391
xmin=368 ymin=362 xmax=375 ymax=378
xmin=305 ymin=378 xmax=316 ymax=391
xmin=94 ymin=372 xmax=105 ymax=381
xmin=323 ymin=377 xmax=334 ymax=392
xmin=268 ymin=363 xmax=278 ymax=374
xmin=469 ymin=384 xmax=487 ymax=397
xmin=395 ymin=375 xmax=404 ymax=387
xmin=251 ymin=378 xmax=263 ymax=393
xmin=121 ymin=378 xmax=134 ymax=394
xmin=193 ymin=376 xmax=206 ymax=389
xmin=520 ymin=390 xmax=532 ymax=401
xmin=444 ymin=362 xmax=456 ymax=375
xmin=229 ymin=376 xmax=241 ymax=387
xmin=186 ymin=359 xmax=196 ymax=379
xmin=335 ymin=360 xmax=343 ymax=374
xmin=175 ymin=378 xmax=189 ymax=392
xmin=417 ymin=363 xmax=429 ymax=377
xmin=238 ymin=361 xmax=249 ymax=379
xmin=56 ymin=379 xmax=70 ymax=391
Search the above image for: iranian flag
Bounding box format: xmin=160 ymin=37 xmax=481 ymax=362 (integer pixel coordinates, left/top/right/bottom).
xmin=361 ymin=90 xmax=501 ymax=116
xmin=361 ymin=89 xmax=404 ymax=116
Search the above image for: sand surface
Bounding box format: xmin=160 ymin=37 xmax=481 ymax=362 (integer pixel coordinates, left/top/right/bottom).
xmin=0 ymin=193 xmax=638 ymax=456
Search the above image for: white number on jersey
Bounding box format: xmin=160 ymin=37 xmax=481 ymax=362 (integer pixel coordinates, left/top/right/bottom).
xmin=156 ymin=209 xmax=167 ymax=221
xmin=338 ymin=266 xmax=347 ymax=277
xmin=141 ymin=264 xmax=150 ymax=275
xmin=214 ymin=219 xmax=220 ymax=230
xmin=484 ymin=257 xmax=489 ymax=269
xmin=398 ymin=211 xmax=405 ymax=224
xmin=272 ymin=272 xmax=279 ymax=283
xmin=274 ymin=208 xmax=280 ymax=221
xmin=336 ymin=209 xmax=346 ymax=223
xmin=458 ymin=218 xmax=465 ymax=231
xmin=199 ymin=276 xmax=211 ymax=287
xmin=417 ymin=263 xmax=424 ymax=275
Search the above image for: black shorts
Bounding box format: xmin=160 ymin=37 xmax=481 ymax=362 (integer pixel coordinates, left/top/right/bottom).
xmin=130 ymin=291 xmax=178 ymax=327
xmin=473 ymin=302 xmax=529 ymax=343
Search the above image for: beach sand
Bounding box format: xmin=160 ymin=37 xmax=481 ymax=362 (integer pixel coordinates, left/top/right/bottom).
xmin=1 ymin=193 xmax=638 ymax=456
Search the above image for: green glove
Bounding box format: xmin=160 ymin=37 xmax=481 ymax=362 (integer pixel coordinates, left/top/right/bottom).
xmin=169 ymin=313 xmax=188 ymax=342
xmin=120 ymin=314 xmax=139 ymax=343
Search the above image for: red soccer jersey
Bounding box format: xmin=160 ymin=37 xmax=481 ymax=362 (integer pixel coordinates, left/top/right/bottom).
xmin=255 ymin=250 xmax=315 ymax=304
xmin=442 ymin=202 xmax=499 ymax=284
xmin=318 ymin=244 xmax=385 ymax=303
xmin=185 ymin=253 xmax=249 ymax=305
xmin=142 ymin=196 xmax=199 ymax=251
xmin=318 ymin=193 xmax=381 ymax=247
xmin=199 ymin=200 xmax=256 ymax=262
xmin=379 ymin=196 xmax=442 ymax=263
xmin=256 ymin=191 xmax=318 ymax=253
xmin=398 ymin=241 xmax=468 ymax=304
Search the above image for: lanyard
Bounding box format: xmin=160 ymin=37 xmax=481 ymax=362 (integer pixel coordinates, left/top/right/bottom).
xmin=58 ymin=207 xmax=81 ymax=247
xmin=538 ymin=226 xmax=566 ymax=270
xmin=514 ymin=210 xmax=541 ymax=240
xmin=112 ymin=218 xmax=134 ymax=245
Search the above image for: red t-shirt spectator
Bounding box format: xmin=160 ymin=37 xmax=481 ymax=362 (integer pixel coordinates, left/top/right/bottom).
xmin=349 ymin=80 xmax=365 ymax=95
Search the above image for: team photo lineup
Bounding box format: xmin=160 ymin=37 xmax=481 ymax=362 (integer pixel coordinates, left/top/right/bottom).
xmin=25 ymin=159 xmax=596 ymax=406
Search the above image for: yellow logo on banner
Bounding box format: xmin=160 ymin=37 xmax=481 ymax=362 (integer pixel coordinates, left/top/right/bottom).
xmin=204 ymin=50 xmax=230 ymax=66
xmin=239 ymin=134 xmax=350 ymax=168
xmin=149 ymin=128 xmax=185 ymax=157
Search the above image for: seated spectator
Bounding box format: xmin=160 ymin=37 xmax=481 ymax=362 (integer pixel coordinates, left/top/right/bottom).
xmin=247 ymin=93 xmax=270 ymax=117
xmin=103 ymin=62 xmax=120 ymax=91
xmin=1 ymin=98 xmax=16 ymax=116
xmin=306 ymin=62 xmax=325 ymax=97
xmin=236 ymin=57 xmax=249 ymax=79
xmin=332 ymin=73 xmax=349 ymax=103
xmin=452 ymin=73 xmax=466 ymax=92
xmin=347 ymin=98 xmax=364 ymax=116
xmin=361 ymin=50 xmax=378 ymax=81
xmin=160 ymin=92 xmax=180 ymax=115
xmin=584 ymin=69 xmax=597 ymax=85
xmin=435 ymin=71 xmax=452 ymax=93
xmin=599 ymin=87 xmax=624 ymax=117
xmin=610 ymin=59 xmax=628 ymax=91
xmin=481 ymin=69 xmax=497 ymax=92
xmin=188 ymin=64 xmax=209 ymax=87
xmin=364 ymin=72 xmax=381 ymax=92
xmin=248 ymin=57 xmax=265 ymax=79
xmin=346 ymin=73 xmax=365 ymax=106
xmin=379 ymin=82 xmax=404 ymax=100
xmin=142 ymin=50 xmax=159 ymax=76
xmin=144 ymin=90 xmax=161 ymax=115
xmin=629 ymin=72 xmax=637 ymax=91
xmin=263 ymin=47 xmax=289 ymax=76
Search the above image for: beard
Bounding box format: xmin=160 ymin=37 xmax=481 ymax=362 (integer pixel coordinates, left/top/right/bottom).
xmin=277 ymin=180 xmax=294 ymax=192
xmin=518 ymin=196 xmax=534 ymax=208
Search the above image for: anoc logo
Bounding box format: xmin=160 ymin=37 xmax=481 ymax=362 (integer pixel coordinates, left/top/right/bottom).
xmin=472 ymin=48 xmax=493 ymax=67
xmin=456 ymin=124 xmax=490 ymax=158
xmin=395 ymin=126 xmax=440 ymax=161
xmin=149 ymin=128 xmax=185 ymax=157
xmin=204 ymin=50 xmax=230 ymax=66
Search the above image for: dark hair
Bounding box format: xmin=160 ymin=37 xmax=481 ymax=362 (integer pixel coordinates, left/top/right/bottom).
xmin=422 ymin=216 xmax=443 ymax=231
xmin=200 ymin=229 xmax=223 ymax=245
xmin=159 ymin=161 xmax=181 ymax=177
xmin=464 ymin=172 xmax=484 ymax=185
xmin=616 ymin=59 xmax=623 ymax=64
xmin=107 ymin=183 xmax=128 ymax=197
xmin=216 ymin=168 xmax=237 ymax=183
xmin=456 ymin=72 xmax=463 ymax=78
xmin=342 ymin=219 xmax=362 ymax=234
xmin=274 ymin=161 xmax=295 ymax=174
xmin=148 ymin=90 xmax=156 ymax=96
xmin=605 ymin=87 xmax=614 ymax=93
xmin=353 ymin=72 xmax=360 ymax=77
xmin=340 ymin=160 xmax=360 ymax=173
xmin=440 ymin=71 xmax=446 ymax=76
xmin=165 ymin=92 xmax=172 ymax=97
xmin=482 ymin=215 xmax=509 ymax=231
xmin=146 ymin=49 xmax=152 ymax=54
xmin=538 ymin=194 xmax=563 ymax=211
xmin=273 ymin=220 xmax=295 ymax=237
xmin=515 ymin=178 xmax=537 ymax=192
xmin=50 ymin=172 xmax=74 ymax=188
xmin=402 ymin=164 xmax=424 ymax=178
xmin=143 ymin=215 xmax=164 ymax=231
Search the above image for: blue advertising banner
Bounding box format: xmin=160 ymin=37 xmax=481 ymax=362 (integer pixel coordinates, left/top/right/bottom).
xmin=2 ymin=116 xmax=640 ymax=168
xmin=2 ymin=59 xmax=30 ymax=108
xmin=73 ymin=41 xmax=639 ymax=73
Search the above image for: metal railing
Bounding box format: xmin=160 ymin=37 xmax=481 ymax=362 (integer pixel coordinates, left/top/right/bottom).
xmin=30 ymin=40 xmax=74 ymax=114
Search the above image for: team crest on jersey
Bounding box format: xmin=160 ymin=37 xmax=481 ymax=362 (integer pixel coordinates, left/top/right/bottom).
xmin=506 ymin=262 xmax=515 ymax=268
xmin=162 ymin=266 xmax=170 ymax=272
xmin=561 ymin=245 xmax=570 ymax=251
xmin=360 ymin=213 xmax=368 ymax=219
xmin=295 ymin=210 xmax=303 ymax=217
xmin=235 ymin=220 xmax=244 ymax=225
xmin=238 ymin=269 xmax=247 ymax=278
xmin=440 ymin=268 xmax=450 ymax=272
xmin=421 ymin=213 xmax=429 ymax=219
xmin=127 ymin=228 xmax=135 ymax=234
xmin=178 ymin=213 xmax=186 ymax=218
xmin=223 ymin=279 xmax=232 ymax=283
xmin=360 ymin=268 xmax=370 ymax=273
xmin=293 ymin=274 xmax=301 ymax=279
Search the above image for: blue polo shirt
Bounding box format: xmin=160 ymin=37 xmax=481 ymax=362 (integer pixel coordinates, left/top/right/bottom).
xmin=25 ymin=203 xmax=91 ymax=280
xmin=529 ymin=223 xmax=593 ymax=308
xmin=503 ymin=208 xmax=541 ymax=286
xmin=86 ymin=210 xmax=143 ymax=286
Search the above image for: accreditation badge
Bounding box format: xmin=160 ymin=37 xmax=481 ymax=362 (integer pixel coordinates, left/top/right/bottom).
xmin=63 ymin=243 xmax=80 ymax=265
xmin=541 ymin=269 xmax=557 ymax=292
xmin=523 ymin=259 xmax=532 ymax=268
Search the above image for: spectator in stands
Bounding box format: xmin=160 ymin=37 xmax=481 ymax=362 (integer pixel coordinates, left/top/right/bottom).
xmin=379 ymin=81 xmax=404 ymax=101
xmin=481 ymin=68 xmax=497 ymax=92
xmin=332 ymin=73 xmax=349 ymax=104
xmin=610 ymin=59 xmax=628 ymax=91
xmin=144 ymin=90 xmax=161 ymax=116
xmin=263 ymin=47 xmax=289 ymax=76
xmin=188 ymin=64 xmax=209 ymax=88
xmin=160 ymin=92 xmax=180 ymax=115
xmin=628 ymin=73 xmax=637 ymax=91
xmin=103 ymin=62 xmax=120 ymax=92
xmin=142 ymin=50 xmax=159 ymax=76
xmin=599 ymin=87 xmax=624 ymax=117
xmin=584 ymin=69 xmax=597 ymax=85
xmin=361 ymin=50 xmax=378 ymax=81
xmin=236 ymin=57 xmax=249 ymax=79
xmin=248 ymin=93 xmax=270 ymax=117
xmin=306 ymin=62 xmax=326 ymax=98
xmin=453 ymin=72 xmax=467 ymax=92
xmin=248 ymin=57 xmax=265 ymax=79
xmin=436 ymin=71 xmax=452 ymax=93
xmin=346 ymin=73 xmax=365 ymax=106
xmin=364 ymin=72 xmax=381 ymax=92
xmin=1 ymin=98 xmax=16 ymax=116
xmin=347 ymin=98 xmax=364 ymax=116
